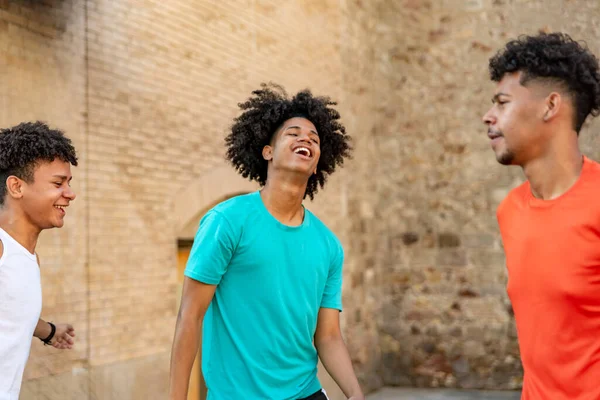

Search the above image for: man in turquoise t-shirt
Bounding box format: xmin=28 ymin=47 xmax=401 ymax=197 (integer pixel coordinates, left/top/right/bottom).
xmin=169 ymin=84 xmax=363 ymax=400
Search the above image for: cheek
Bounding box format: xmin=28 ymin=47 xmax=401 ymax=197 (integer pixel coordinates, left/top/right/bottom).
xmin=501 ymin=107 xmax=527 ymax=134
xmin=39 ymin=188 xmax=61 ymax=205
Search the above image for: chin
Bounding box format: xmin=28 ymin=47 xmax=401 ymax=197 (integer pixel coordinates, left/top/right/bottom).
xmin=495 ymin=150 xmax=515 ymax=166
xmin=285 ymin=164 xmax=313 ymax=175
xmin=46 ymin=220 xmax=64 ymax=229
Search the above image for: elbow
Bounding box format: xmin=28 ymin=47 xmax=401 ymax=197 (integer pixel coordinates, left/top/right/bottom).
xmin=176 ymin=302 xmax=204 ymax=326
xmin=314 ymin=331 xmax=344 ymax=349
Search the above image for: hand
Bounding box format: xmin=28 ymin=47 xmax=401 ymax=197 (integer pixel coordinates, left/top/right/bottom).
xmin=349 ymin=396 xmax=365 ymax=400
xmin=51 ymin=323 xmax=75 ymax=349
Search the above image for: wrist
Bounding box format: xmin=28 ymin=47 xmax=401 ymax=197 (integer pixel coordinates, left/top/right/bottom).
xmin=38 ymin=322 xmax=56 ymax=345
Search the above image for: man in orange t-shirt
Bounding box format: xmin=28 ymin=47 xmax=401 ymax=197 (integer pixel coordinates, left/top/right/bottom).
xmin=483 ymin=33 xmax=600 ymax=399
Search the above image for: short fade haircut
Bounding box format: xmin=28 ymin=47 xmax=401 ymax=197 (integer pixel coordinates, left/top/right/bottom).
xmin=489 ymin=32 xmax=600 ymax=133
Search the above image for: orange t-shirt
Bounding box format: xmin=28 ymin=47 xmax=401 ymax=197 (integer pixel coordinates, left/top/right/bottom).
xmin=497 ymin=156 xmax=600 ymax=400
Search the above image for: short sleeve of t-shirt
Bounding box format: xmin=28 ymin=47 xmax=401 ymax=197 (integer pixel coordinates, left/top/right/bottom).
xmin=184 ymin=210 xmax=237 ymax=285
xmin=320 ymin=241 xmax=344 ymax=311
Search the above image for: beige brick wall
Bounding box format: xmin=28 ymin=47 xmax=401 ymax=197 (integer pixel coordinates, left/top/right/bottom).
xmin=1 ymin=0 xmax=373 ymax=398
xmin=84 ymin=0 xmax=347 ymax=364
xmin=0 ymin=0 xmax=89 ymax=383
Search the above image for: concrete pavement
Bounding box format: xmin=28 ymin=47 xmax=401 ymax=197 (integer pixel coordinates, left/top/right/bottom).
xmin=366 ymin=388 xmax=521 ymax=400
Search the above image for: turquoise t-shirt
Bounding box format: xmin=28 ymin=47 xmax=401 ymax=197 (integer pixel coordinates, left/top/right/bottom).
xmin=184 ymin=191 xmax=344 ymax=400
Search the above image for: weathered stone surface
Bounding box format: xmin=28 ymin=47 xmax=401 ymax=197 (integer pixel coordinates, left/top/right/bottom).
xmin=369 ymin=0 xmax=600 ymax=391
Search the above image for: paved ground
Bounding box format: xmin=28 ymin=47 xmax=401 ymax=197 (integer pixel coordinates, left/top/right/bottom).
xmin=366 ymin=388 xmax=521 ymax=400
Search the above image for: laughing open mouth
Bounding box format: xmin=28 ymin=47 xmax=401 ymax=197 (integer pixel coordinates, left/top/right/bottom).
xmin=294 ymin=147 xmax=312 ymax=157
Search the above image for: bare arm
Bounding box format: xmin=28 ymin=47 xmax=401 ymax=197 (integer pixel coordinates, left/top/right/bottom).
xmin=32 ymin=253 xmax=50 ymax=339
xmin=315 ymin=308 xmax=364 ymax=400
xmin=169 ymin=277 xmax=216 ymax=400
xmin=32 ymin=253 xmax=75 ymax=349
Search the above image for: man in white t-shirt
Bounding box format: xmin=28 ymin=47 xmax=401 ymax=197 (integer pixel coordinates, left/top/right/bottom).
xmin=0 ymin=121 xmax=79 ymax=400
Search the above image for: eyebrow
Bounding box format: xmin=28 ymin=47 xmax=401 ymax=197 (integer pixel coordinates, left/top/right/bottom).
xmin=492 ymin=92 xmax=511 ymax=103
xmin=283 ymin=125 xmax=319 ymax=136
xmin=52 ymin=175 xmax=72 ymax=181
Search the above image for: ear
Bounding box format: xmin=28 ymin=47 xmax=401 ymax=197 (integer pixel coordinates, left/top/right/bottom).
xmin=6 ymin=176 xmax=24 ymax=200
xmin=543 ymin=92 xmax=562 ymax=122
xmin=262 ymin=145 xmax=273 ymax=161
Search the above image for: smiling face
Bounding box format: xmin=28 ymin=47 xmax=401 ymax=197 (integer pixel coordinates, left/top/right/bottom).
xmin=262 ymin=117 xmax=321 ymax=177
xmin=12 ymin=159 xmax=76 ymax=230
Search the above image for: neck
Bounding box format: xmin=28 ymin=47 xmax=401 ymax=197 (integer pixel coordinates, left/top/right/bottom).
xmin=260 ymin=171 xmax=308 ymax=225
xmin=0 ymin=208 xmax=41 ymax=254
xmin=522 ymin=132 xmax=583 ymax=200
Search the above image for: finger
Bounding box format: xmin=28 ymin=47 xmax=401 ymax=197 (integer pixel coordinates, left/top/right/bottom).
xmin=64 ymin=333 xmax=75 ymax=345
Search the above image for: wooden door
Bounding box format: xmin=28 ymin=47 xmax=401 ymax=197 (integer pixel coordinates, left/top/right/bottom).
xmin=177 ymin=244 xmax=208 ymax=400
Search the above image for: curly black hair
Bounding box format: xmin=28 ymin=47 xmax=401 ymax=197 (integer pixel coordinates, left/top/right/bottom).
xmin=489 ymin=32 xmax=600 ymax=133
xmin=225 ymin=83 xmax=351 ymax=199
xmin=0 ymin=121 xmax=78 ymax=205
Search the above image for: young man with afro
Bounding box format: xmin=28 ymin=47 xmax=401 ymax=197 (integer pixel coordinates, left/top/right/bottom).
xmin=483 ymin=32 xmax=600 ymax=399
xmin=0 ymin=121 xmax=78 ymax=400
xmin=169 ymin=84 xmax=363 ymax=400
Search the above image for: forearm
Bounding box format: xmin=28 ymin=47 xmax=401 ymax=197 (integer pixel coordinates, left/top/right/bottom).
xmin=169 ymin=312 xmax=202 ymax=400
xmin=33 ymin=318 xmax=51 ymax=339
xmin=316 ymin=336 xmax=363 ymax=399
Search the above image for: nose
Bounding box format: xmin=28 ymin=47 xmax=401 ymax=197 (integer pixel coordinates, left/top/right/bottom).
xmin=297 ymin=131 xmax=312 ymax=142
xmin=482 ymin=108 xmax=495 ymax=126
xmin=64 ymin=186 xmax=76 ymax=201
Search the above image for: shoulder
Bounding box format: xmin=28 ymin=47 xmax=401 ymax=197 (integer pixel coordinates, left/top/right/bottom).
xmin=579 ymin=157 xmax=600 ymax=213
xmin=306 ymin=209 xmax=344 ymax=254
xmin=202 ymin=192 xmax=259 ymax=232
xmin=497 ymin=181 xmax=528 ymax=221
xmin=211 ymin=192 xmax=257 ymax=218
xmin=583 ymin=156 xmax=600 ymax=184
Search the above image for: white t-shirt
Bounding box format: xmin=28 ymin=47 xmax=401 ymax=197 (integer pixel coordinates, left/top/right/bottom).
xmin=0 ymin=228 xmax=42 ymax=400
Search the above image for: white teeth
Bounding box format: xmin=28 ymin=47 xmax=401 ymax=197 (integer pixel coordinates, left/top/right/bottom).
xmin=294 ymin=147 xmax=311 ymax=157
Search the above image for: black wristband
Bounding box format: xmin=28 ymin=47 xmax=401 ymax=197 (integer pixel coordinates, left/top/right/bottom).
xmin=40 ymin=322 xmax=56 ymax=345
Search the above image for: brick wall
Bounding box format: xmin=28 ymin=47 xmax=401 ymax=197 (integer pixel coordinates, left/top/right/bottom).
xmin=0 ymin=0 xmax=89 ymax=387
xmin=85 ymin=0 xmax=347 ymax=364
xmin=1 ymin=0 xmax=372 ymax=398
